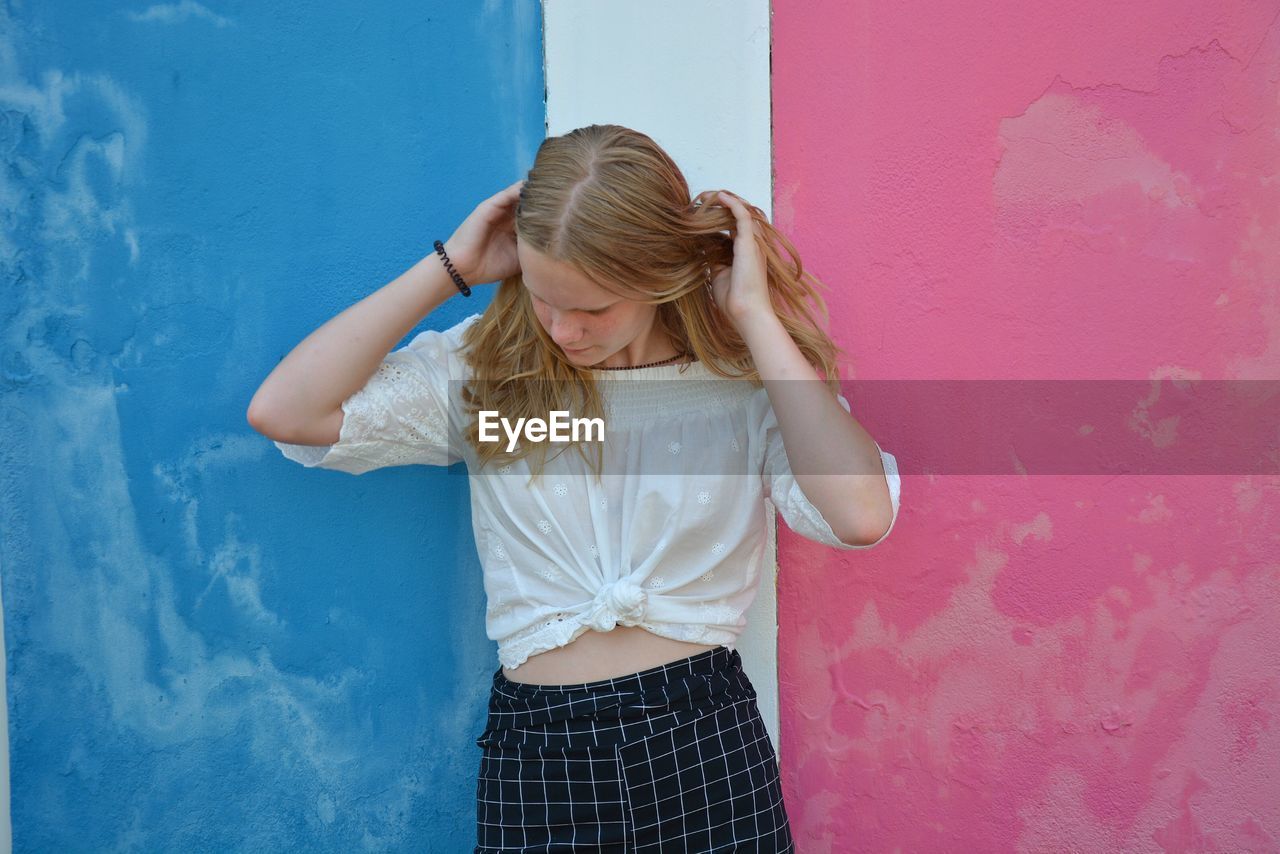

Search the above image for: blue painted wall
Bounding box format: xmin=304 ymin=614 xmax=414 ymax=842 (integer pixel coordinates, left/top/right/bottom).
xmin=1 ymin=2 xmax=543 ymax=849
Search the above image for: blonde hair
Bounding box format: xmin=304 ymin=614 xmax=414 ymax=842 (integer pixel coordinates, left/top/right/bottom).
xmin=458 ymin=123 xmax=845 ymax=478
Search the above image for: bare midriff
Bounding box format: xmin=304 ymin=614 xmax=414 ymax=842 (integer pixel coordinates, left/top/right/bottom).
xmin=501 ymin=625 xmax=718 ymax=685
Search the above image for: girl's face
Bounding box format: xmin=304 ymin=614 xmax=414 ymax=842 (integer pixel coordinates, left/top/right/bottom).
xmin=516 ymin=237 xmax=665 ymax=366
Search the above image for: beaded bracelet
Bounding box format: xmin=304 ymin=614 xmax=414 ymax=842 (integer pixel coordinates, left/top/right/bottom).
xmin=433 ymin=240 xmax=472 ymax=297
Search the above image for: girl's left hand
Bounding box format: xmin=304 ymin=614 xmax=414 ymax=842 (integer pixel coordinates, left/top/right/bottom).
xmin=705 ymin=191 xmax=776 ymax=327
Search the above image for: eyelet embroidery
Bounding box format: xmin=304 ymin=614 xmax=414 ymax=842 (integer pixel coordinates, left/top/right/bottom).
xmin=667 ymin=441 xmax=682 ymax=455
xmin=552 ymin=482 xmax=568 ymax=497
xmin=486 ymin=601 xmax=515 ymax=620
xmin=699 ymin=570 xmax=715 ymax=582
xmin=536 ymin=519 xmax=553 ymax=535
xmin=697 ymin=490 xmax=712 ymax=505
xmin=646 ymin=576 xmax=666 ymax=590
xmin=588 ymin=544 xmax=599 ymax=558
xmin=711 ymin=542 xmax=726 ymax=556
xmin=537 ymin=564 xmax=560 ymax=582
xmin=332 ymin=352 xmax=454 ymax=467
xmin=698 ymin=601 xmax=739 ymax=624
xmin=730 ymin=437 xmax=740 ymax=452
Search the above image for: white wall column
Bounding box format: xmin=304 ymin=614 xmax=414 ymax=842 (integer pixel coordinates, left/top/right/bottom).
xmin=542 ymin=0 xmax=780 ymax=749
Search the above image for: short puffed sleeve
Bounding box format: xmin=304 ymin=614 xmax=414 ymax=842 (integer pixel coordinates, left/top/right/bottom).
xmin=758 ymin=389 xmax=901 ymax=550
xmin=273 ymin=313 xmax=480 ymax=475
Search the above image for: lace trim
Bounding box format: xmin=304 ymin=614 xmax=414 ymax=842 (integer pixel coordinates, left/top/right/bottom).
xmin=343 ymin=355 xmax=451 ymax=449
xmin=273 ymin=326 xmax=463 ymax=472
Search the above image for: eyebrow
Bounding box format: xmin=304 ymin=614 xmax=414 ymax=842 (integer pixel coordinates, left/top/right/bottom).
xmin=524 ymin=280 xmax=616 ymax=312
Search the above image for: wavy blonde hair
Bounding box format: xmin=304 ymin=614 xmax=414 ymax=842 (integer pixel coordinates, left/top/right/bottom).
xmin=458 ymin=124 xmax=846 ymax=479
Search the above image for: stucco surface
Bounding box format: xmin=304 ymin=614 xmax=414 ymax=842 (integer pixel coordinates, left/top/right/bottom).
xmin=0 ymin=2 xmax=542 ymax=849
xmin=772 ymin=1 xmax=1280 ymax=851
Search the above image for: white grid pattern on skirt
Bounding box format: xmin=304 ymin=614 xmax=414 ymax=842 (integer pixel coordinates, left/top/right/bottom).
xmin=474 ymin=645 xmax=795 ymax=852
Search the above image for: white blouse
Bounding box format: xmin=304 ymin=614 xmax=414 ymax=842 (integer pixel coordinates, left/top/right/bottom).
xmin=273 ymin=313 xmax=902 ymax=669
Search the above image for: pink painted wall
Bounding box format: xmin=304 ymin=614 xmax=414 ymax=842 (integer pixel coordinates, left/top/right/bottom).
xmin=772 ymin=2 xmax=1280 ymax=851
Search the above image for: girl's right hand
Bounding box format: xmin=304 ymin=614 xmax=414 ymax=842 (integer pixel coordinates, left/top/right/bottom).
xmin=442 ymin=179 xmax=524 ymax=285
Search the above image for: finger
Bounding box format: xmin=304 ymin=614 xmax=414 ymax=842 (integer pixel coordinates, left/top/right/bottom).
xmin=490 ymin=181 xmax=523 ymax=209
xmin=717 ymin=192 xmax=758 ymax=243
xmin=697 ymin=190 xmax=735 ymax=208
xmin=717 ymin=191 xmax=752 ymax=222
xmin=485 ymin=183 xmax=524 ymax=218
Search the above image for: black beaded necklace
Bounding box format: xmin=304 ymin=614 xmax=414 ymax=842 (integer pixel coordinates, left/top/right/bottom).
xmin=592 ymin=352 xmax=694 ymax=371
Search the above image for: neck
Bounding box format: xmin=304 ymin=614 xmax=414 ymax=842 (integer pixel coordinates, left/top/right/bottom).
xmin=592 ymin=353 xmax=688 ymax=371
xmin=593 ymin=325 xmax=683 ymax=369
xmin=594 ymin=350 xmax=685 ymax=369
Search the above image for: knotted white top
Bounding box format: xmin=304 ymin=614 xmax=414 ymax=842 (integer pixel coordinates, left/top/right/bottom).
xmin=581 ymin=577 xmax=649 ymax=633
xmin=273 ymin=313 xmax=902 ymax=668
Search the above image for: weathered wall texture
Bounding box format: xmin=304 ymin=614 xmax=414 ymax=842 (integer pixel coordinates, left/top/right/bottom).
xmin=772 ymin=1 xmax=1280 ymax=851
xmin=0 ymin=2 xmax=542 ymax=849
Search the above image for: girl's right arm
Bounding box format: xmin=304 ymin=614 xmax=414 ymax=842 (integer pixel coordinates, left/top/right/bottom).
xmin=246 ymin=180 xmax=524 ymax=446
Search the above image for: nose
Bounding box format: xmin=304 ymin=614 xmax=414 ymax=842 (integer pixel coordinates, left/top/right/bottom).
xmin=549 ymin=315 xmax=584 ymax=347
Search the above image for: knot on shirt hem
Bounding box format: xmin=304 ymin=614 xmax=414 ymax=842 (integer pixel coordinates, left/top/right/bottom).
xmin=582 ymin=578 xmax=648 ymax=633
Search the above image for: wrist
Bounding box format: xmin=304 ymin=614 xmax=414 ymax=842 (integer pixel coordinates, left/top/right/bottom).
xmin=416 ymin=251 xmax=463 ymax=305
xmin=433 ymin=240 xmax=473 ymax=297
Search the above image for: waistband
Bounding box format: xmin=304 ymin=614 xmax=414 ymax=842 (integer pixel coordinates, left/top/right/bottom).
xmin=479 ymin=646 xmax=753 ymax=750
xmin=492 ymin=644 xmax=735 ymax=697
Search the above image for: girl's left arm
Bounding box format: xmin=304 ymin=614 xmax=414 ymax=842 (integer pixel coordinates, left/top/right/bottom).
xmin=710 ymin=191 xmax=894 ymax=547
xmin=741 ymin=312 xmax=894 ymax=546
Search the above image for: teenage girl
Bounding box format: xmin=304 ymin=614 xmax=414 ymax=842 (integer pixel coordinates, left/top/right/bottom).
xmin=249 ymin=124 xmax=900 ymax=852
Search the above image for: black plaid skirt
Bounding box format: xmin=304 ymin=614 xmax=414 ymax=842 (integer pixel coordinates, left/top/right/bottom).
xmin=474 ymin=645 xmax=795 ymax=852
